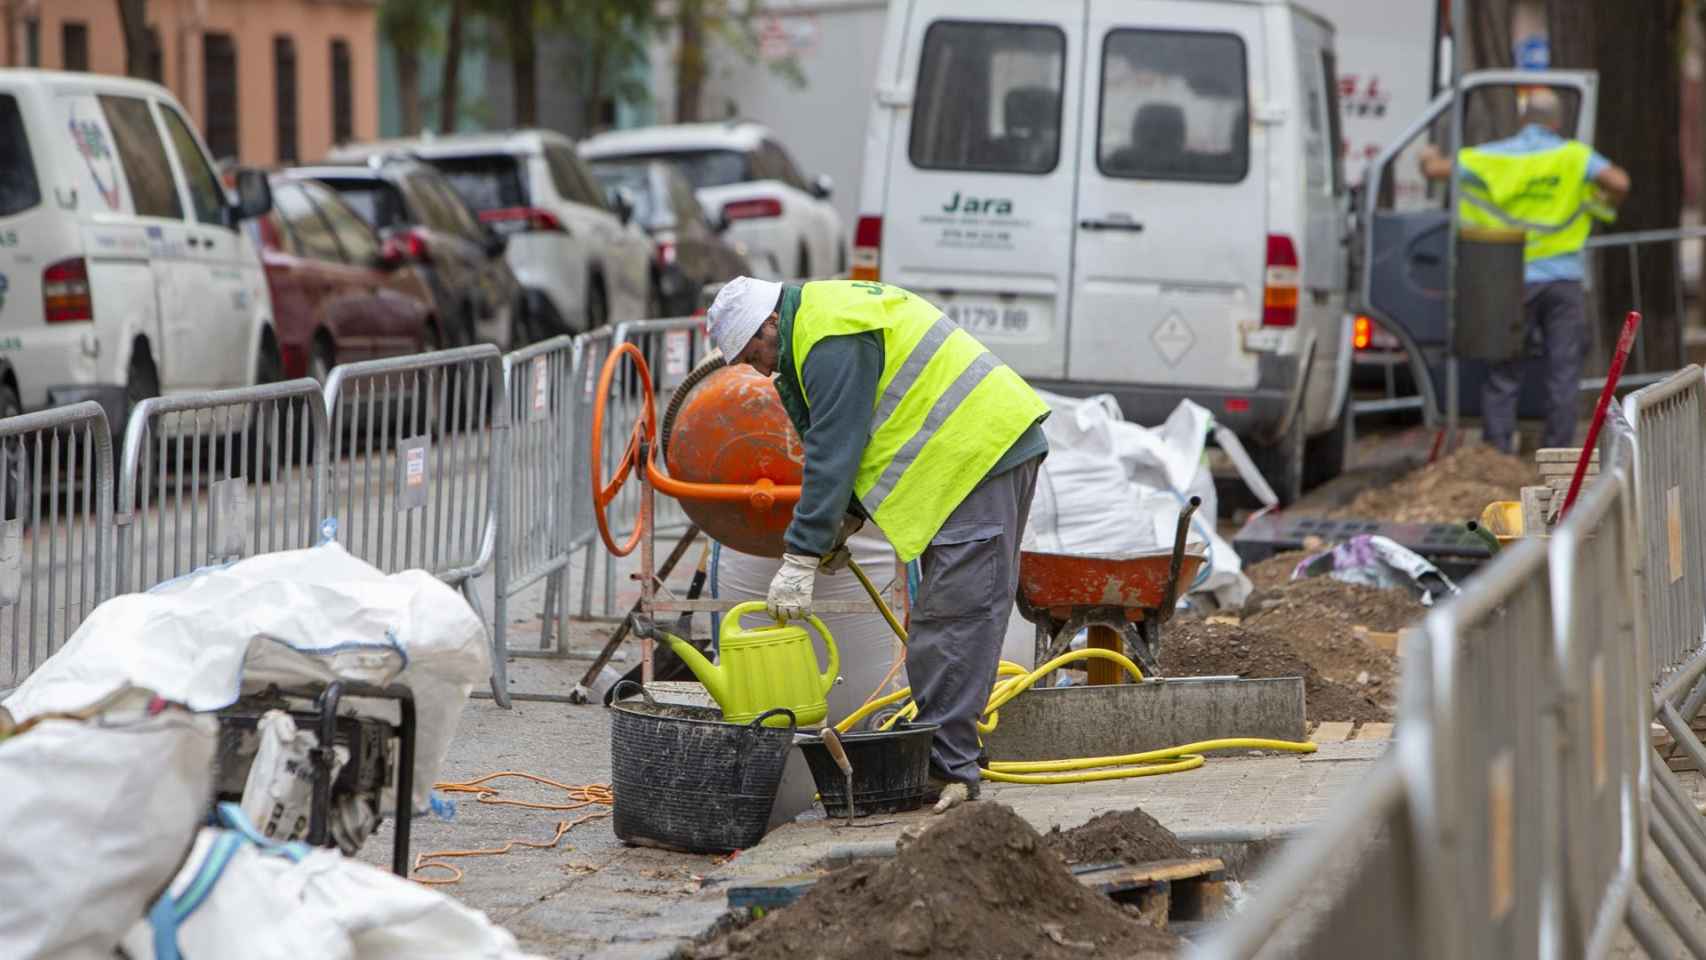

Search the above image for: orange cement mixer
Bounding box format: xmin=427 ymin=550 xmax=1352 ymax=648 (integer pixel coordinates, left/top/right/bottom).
xmin=591 ymin=343 xmax=803 ymax=559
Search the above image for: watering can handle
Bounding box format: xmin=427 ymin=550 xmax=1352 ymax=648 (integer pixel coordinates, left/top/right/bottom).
xmin=721 ymin=601 xmax=840 ymax=696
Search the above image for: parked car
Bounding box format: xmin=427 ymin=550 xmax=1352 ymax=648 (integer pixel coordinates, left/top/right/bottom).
xmin=587 ymin=159 xmax=752 ymax=317
xmin=579 ymin=121 xmax=846 ymax=281
xmin=245 ymin=176 xmax=440 ymax=382
xmin=329 ymin=130 xmax=652 ymax=334
xmin=290 ymin=158 xmax=521 ymax=351
xmin=855 ymin=2 xmax=1353 ymax=503
xmin=0 ymin=69 xmax=273 ymax=428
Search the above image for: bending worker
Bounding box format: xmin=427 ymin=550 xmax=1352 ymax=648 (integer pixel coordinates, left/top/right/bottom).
xmin=707 ymin=277 xmax=1049 ymax=813
xmin=1420 ymin=86 xmax=1630 ymax=454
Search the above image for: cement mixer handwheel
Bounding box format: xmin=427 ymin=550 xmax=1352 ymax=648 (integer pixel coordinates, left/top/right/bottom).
xmin=590 ymin=342 xmax=657 ymax=557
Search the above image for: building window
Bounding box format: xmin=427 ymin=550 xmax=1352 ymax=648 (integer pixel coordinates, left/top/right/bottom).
xmin=61 ymin=21 xmax=89 ymax=71
xmin=274 ymin=36 xmax=297 ymax=163
xmin=202 ymin=32 xmax=238 ymax=162
xmin=22 ymin=19 xmax=39 ymax=67
xmin=145 ymin=27 xmax=163 ymax=82
xmin=330 ymin=39 xmax=352 ymax=144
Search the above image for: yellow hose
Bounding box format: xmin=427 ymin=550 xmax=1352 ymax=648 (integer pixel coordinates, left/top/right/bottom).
xmin=834 ymin=559 xmax=1319 ymax=783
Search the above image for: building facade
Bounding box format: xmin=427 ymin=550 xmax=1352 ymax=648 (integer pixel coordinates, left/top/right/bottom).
xmin=2 ymin=0 xmax=379 ymax=166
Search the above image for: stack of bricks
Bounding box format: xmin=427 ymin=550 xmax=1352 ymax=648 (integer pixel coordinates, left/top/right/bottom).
xmin=1520 ymin=447 xmax=1599 ymax=534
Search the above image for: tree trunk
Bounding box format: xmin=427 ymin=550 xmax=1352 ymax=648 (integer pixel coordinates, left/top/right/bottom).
xmin=439 ymin=0 xmax=466 ymax=132
xmin=675 ymin=0 xmax=706 ymax=123
xmin=1463 ymin=0 xmax=1518 ymax=144
xmin=397 ymin=49 xmax=422 ymax=135
xmin=115 ymin=0 xmax=150 ymax=79
xmin=509 ymin=0 xmax=537 ymax=127
xmin=1550 ymin=0 xmax=1684 ymax=372
xmin=583 ymin=41 xmax=608 ymax=135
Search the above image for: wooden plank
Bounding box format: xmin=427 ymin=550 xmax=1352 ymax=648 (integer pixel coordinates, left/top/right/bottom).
xmin=1536 ymin=447 xmax=1597 ymax=464
xmin=1357 ymin=723 xmax=1396 ymax=741
xmin=1313 ymin=721 xmax=1354 ymax=742
xmin=1071 ymin=857 xmax=1225 ymax=889
xmin=1354 ymin=626 xmax=1400 ymax=654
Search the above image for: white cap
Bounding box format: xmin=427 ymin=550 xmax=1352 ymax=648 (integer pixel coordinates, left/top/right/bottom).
xmin=707 ymin=276 xmax=783 ymax=360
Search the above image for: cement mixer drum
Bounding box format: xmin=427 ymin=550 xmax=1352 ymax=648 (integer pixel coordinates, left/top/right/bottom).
xmin=663 ymin=363 xmax=803 ymax=557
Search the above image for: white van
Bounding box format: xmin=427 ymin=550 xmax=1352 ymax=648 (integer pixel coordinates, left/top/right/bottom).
xmin=857 ymin=0 xmax=1352 ymax=500
xmin=0 ymin=70 xmax=274 ymax=428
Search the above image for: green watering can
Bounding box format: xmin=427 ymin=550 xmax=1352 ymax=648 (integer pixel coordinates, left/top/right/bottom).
xmin=660 ymin=601 xmax=840 ymax=728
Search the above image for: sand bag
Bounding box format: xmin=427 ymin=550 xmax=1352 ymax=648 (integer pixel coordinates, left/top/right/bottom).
xmin=2 ymin=541 xmax=488 ymax=814
xmin=120 ymin=807 xmax=545 ymax=960
xmin=0 ymin=690 xmax=216 ymax=960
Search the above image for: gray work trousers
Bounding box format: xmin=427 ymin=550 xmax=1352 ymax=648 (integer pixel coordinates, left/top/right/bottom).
xmin=906 ymin=456 xmax=1041 ymax=785
xmin=1482 ymin=280 xmax=1587 ymax=453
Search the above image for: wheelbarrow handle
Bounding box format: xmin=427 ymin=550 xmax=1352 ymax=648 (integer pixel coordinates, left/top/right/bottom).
xmin=1158 ymin=496 xmax=1202 ymax=624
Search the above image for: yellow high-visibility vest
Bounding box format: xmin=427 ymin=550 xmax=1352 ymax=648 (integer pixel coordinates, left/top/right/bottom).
xmin=1458 ymin=140 xmax=1610 ymax=262
xmin=790 ymin=280 xmax=1048 ymax=562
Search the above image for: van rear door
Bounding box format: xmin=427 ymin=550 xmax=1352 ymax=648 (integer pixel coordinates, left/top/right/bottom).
xmin=1069 ymin=1 xmax=1266 ymax=399
xmin=879 ymin=2 xmax=1085 ymax=381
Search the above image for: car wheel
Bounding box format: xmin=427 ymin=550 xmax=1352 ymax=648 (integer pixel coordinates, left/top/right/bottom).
xmin=586 ymin=279 xmax=608 ymax=331
xmin=0 ymin=385 xmax=32 ymax=525
xmin=126 ymin=349 xmax=160 ymax=417
xmin=1304 ymin=384 xmax=1352 ymax=490
xmin=1250 ymin=408 xmax=1307 ymax=506
xmin=795 ymin=243 xmax=810 ymax=280
xmin=257 ymin=336 xmax=285 ymax=385
xmin=423 ymin=319 xmax=444 ymax=353
xmin=306 ymin=338 xmax=334 ymax=385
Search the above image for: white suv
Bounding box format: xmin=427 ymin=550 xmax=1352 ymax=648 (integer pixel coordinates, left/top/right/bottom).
xmin=0 ymin=69 xmax=274 ymax=427
xmin=580 ymin=122 xmax=846 ymax=281
xmin=329 ymin=130 xmax=652 ymax=335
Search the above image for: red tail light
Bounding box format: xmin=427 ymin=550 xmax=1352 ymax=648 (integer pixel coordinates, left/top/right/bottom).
xmin=1263 ymin=234 xmax=1299 ymax=327
xmin=44 ymin=258 xmax=93 ymax=324
xmin=852 ymin=215 xmax=882 ymax=282
xmin=383 ymin=229 xmax=430 ymax=263
xmin=479 ymin=206 xmax=566 ymax=234
xmin=1353 ymin=314 xmax=1373 ymax=350
xmin=656 ymin=240 xmax=677 ymax=267
xmin=722 ymin=197 xmax=783 ymax=221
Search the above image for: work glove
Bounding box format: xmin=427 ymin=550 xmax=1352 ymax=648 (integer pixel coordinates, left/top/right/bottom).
xmin=767 ymin=553 xmax=819 ymax=621
xmin=819 ymin=514 xmax=864 ymax=574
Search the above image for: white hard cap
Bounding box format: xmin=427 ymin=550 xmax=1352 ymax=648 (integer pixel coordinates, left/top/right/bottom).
xmin=707 ymin=276 xmax=783 ymax=360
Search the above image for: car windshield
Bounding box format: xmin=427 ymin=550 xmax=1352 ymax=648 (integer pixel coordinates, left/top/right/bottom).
xmin=427 ymin=154 xmax=529 ymax=212
xmin=608 ymin=149 xmax=750 ymax=190
xmin=588 ymin=162 xmax=663 ymax=227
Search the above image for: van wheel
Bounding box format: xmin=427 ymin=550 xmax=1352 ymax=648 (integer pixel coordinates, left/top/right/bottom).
xmin=126 ymin=350 xmax=160 ymax=418
xmin=1304 ymin=387 xmax=1352 ymax=490
xmin=0 ymin=385 xmax=33 ymax=525
xmin=585 ymin=279 xmax=608 ymax=331
xmin=1251 ymin=411 xmax=1306 ymax=506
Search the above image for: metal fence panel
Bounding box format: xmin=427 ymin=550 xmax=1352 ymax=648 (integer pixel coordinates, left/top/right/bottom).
xmin=0 ymin=402 xmax=112 ymax=693
xmin=322 ymin=346 xmax=505 ymax=597
xmin=569 ymin=328 xmax=614 ymax=618
xmin=1549 ymin=467 xmax=1644 ymax=958
xmin=1418 ymin=535 xmax=1560 ymax=959
xmin=1622 ymin=367 xmax=1706 ymax=683
xmin=115 ymin=382 xmax=327 ymax=595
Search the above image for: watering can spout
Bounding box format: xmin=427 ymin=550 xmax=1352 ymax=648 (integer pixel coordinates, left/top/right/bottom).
xmin=658 ymin=631 xmax=729 ymax=704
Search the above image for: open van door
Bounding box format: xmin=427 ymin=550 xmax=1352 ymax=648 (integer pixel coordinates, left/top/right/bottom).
xmin=1356 ymin=69 xmax=1598 ymax=420
xmin=875 ymin=1 xmax=1086 ymax=382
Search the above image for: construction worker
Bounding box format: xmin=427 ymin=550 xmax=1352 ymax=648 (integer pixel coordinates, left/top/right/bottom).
xmin=1419 ymin=86 xmax=1630 ymax=454
xmin=707 ymin=277 xmax=1049 ymax=813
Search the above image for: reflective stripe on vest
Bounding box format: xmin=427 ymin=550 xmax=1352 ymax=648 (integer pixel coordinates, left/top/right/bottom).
xmin=791 ymin=280 xmax=1048 ymax=562
xmin=1457 ymin=140 xmax=1598 ymax=262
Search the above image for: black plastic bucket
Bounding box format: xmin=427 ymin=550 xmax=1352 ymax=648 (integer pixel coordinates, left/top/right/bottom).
xmin=799 ymin=723 xmax=938 ymax=818
xmin=609 ymin=682 xmax=796 ymax=853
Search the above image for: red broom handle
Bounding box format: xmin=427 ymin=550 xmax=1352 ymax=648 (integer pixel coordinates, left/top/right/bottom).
xmin=1559 ymin=310 xmax=1641 ymax=520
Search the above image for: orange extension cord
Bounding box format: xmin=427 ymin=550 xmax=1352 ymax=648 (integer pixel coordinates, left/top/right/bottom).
xmin=411 ymin=773 xmax=614 ymax=885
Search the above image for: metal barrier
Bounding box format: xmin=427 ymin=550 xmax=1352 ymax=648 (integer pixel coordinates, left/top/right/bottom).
xmin=1622 ymin=366 xmax=1706 ymax=683
xmin=1548 ymin=459 xmax=1645 ymax=957
xmin=0 ymin=402 xmax=113 ymax=693
xmin=322 ymin=346 xmax=506 ymax=644
xmin=1582 ymin=226 xmax=1706 ymax=373
xmin=568 ymin=326 xmax=614 ymax=620
xmin=487 ymin=335 xmax=582 ymax=707
xmin=115 ymin=381 xmax=328 ymax=595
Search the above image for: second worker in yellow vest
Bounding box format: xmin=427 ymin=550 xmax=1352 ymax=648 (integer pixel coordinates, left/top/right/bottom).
xmin=1419 ymin=86 xmax=1630 ymax=453
xmin=708 ymin=276 xmax=1050 ymax=813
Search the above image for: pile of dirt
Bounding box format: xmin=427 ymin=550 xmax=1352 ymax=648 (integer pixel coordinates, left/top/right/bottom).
xmin=1244 ymin=576 xmax=1421 ymax=635
xmin=1322 ymin=443 xmax=1533 ymax=525
xmin=1042 ymin=808 xmax=1190 ymax=867
xmin=1243 ymin=550 xmax=1314 ymax=591
xmin=1159 ymin=619 xmax=1392 ymax=723
xmin=693 ymin=803 xmax=1179 ymax=959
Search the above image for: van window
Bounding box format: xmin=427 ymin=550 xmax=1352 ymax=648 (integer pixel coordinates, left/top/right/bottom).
xmin=430 ymin=154 xmax=528 ymax=213
xmin=910 ymin=21 xmax=1064 ymax=175
xmin=320 ymin=178 xmax=402 ymax=229
xmin=98 ymin=95 xmax=181 ymax=219
xmin=547 ymin=145 xmax=610 ymax=211
xmin=0 ymin=96 xmax=40 ymax=217
xmin=1096 ymin=30 xmax=1248 ymax=183
xmin=273 ymin=183 xmax=343 ymax=262
xmin=159 ymin=105 xmax=229 ymax=225
xmin=310 ymin=183 xmax=380 ymax=264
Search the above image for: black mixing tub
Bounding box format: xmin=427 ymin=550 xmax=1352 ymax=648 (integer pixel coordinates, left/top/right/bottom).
xmin=799 ymin=722 xmax=939 ymax=818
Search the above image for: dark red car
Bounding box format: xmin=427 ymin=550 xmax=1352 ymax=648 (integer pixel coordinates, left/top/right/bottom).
xmin=249 ymin=176 xmax=440 ymax=381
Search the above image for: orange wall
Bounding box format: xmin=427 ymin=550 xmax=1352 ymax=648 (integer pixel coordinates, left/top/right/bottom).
xmin=7 ymin=0 xmax=378 ymax=165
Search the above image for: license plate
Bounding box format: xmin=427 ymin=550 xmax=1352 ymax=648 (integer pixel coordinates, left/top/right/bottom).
xmin=942 ymin=299 xmax=1031 ymax=335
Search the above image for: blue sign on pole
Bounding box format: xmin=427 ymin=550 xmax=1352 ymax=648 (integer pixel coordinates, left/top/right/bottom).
xmin=1515 ymin=34 xmax=1550 ymax=71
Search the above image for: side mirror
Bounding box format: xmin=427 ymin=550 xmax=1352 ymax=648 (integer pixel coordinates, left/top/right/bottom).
xmin=810 ymin=174 xmax=833 ymax=200
xmin=482 ymin=225 xmax=508 ymax=258
xmin=612 ymin=187 xmax=636 ymax=227
xmin=232 ymin=168 xmax=273 ymax=222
